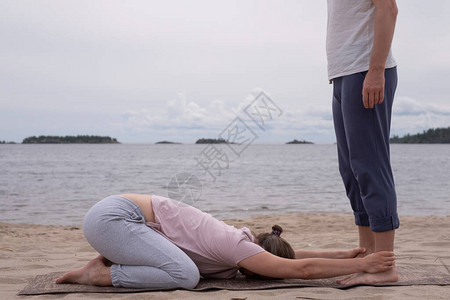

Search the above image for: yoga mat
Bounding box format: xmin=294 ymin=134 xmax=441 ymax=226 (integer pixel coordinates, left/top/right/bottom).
xmin=18 ymin=264 xmax=450 ymax=295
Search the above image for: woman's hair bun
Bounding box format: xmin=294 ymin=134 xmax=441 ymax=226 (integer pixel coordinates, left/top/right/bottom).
xmin=271 ymin=225 xmax=283 ymax=236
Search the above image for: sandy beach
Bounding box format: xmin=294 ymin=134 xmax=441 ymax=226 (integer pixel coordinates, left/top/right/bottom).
xmin=1 ymin=213 xmax=449 ymax=300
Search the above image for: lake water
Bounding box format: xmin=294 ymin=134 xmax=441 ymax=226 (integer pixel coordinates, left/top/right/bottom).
xmin=0 ymin=144 xmax=449 ymax=225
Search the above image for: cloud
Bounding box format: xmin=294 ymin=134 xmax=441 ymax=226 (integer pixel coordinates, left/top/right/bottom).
xmin=394 ymin=96 xmax=450 ymax=116
xmin=392 ymin=96 xmax=450 ymax=136
xmin=121 ymin=92 xmax=237 ymax=135
xmin=120 ymin=90 xmax=335 ymax=143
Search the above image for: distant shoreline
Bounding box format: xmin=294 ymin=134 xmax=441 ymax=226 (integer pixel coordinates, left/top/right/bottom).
xmin=390 ymin=127 xmax=450 ymax=144
xmin=3 ymin=142 xmax=450 ymax=146
xmin=4 ymin=126 xmax=450 ymax=145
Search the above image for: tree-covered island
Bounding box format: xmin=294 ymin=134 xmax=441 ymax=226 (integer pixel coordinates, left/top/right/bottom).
xmin=286 ymin=139 xmax=313 ymax=144
xmin=390 ymin=127 xmax=450 ymax=143
xmin=195 ymin=138 xmax=235 ymax=144
xmin=155 ymin=141 xmax=181 ymax=144
xmin=22 ymin=135 xmax=120 ymax=144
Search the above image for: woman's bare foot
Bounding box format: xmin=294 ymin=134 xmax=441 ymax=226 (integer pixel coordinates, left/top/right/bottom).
xmin=56 ymin=255 xmax=113 ymax=286
xmin=337 ymin=266 xmax=398 ymax=285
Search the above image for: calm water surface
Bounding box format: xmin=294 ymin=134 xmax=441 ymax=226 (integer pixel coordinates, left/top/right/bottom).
xmin=0 ymin=144 xmax=449 ymax=225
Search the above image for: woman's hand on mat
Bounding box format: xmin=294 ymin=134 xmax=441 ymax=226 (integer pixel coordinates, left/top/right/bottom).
xmin=362 ymin=251 xmax=395 ymax=273
xmin=345 ymin=247 xmax=366 ymax=258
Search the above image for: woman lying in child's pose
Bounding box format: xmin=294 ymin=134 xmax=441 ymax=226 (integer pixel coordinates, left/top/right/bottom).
xmin=56 ymin=194 xmax=395 ymax=288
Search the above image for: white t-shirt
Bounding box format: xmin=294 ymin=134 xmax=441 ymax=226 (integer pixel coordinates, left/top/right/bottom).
xmin=326 ymin=0 xmax=397 ymax=80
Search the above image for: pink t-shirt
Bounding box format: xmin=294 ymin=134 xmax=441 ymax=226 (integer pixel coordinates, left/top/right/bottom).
xmin=145 ymin=195 xmax=265 ymax=278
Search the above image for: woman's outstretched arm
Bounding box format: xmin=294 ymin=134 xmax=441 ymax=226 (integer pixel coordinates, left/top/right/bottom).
xmin=238 ymin=251 xmax=394 ymax=280
xmin=294 ymin=247 xmax=366 ymax=259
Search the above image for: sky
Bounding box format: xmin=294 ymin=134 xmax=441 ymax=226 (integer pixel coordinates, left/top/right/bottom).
xmin=1 ymin=0 xmax=449 ymax=144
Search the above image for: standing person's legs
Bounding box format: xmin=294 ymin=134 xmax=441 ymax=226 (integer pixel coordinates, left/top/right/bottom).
xmin=332 ymin=77 xmax=376 ymax=255
xmin=340 ymin=68 xmax=399 ymax=233
xmin=332 ymin=68 xmax=399 ymax=284
xmin=61 ymin=195 xmax=200 ymax=289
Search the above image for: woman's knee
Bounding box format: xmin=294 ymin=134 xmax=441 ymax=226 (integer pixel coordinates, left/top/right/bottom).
xmin=175 ymin=260 xmax=200 ymax=289
xmin=82 ymin=204 xmax=102 ymax=245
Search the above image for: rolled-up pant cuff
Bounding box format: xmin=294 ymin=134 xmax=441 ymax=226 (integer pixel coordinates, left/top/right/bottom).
xmin=110 ymin=264 xmax=120 ymax=287
xmin=369 ymin=213 xmax=400 ymax=232
xmin=354 ymin=212 xmax=400 ymax=232
xmin=354 ymin=211 xmax=370 ymax=227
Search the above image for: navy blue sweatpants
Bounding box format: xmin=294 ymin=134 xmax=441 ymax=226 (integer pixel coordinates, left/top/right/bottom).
xmin=332 ymin=67 xmax=400 ymax=232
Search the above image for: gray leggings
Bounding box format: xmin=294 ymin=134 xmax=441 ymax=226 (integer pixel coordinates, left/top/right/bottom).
xmin=83 ymin=195 xmax=200 ymax=289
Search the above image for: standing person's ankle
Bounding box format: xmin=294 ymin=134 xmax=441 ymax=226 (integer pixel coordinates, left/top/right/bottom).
xmin=357 ymin=225 xmax=376 ymax=256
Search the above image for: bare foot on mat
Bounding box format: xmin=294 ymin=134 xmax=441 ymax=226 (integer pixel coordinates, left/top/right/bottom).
xmin=55 ymin=255 xmax=112 ymax=286
xmin=337 ymin=267 xmax=398 ymax=285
